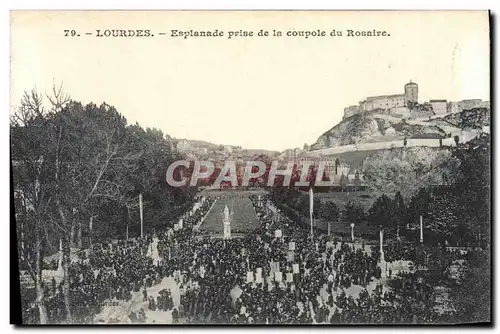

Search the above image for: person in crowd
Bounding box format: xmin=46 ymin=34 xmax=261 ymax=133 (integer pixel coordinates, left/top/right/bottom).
xmin=28 ymin=195 xmax=453 ymax=324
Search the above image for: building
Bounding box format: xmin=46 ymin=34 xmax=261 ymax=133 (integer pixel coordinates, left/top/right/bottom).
xmin=339 ymin=81 xmax=496 ymax=119
xmin=294 ymin=154 xmax=366 ymax=188
xmin=404 ymin=81 xmax=419 ymax=103
xmin=460 ymin=99 xmax=483 ymax=110
xmin=224 ymin=145 xmax=233 ymax=154
xmin=280 ymin=148 xmax=303 ymax=162
xmin=176 ymin=139 xmax=192 ymax=153
xmin=343 ymin=105 xmax=360 ymax=119
xmin=459 ymin=99 xmax=490 ymax=111
xmin=430 ymin=99 xmax=448 ymax=115
xmin=447 ymin=101 xmax=460 ymax=114
xmin=359 ymin=94 xmax=406 ymax=112
xmin=336 ymin=162 xmax=351 ymax=176
xmin=447 ymin=99 xmax=490 ymax=114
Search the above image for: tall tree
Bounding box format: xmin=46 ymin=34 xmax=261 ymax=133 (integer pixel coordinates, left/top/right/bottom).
xmin=451 ymin=133 xmax=490 ymax=243
xmin=12 ymin=85 xmax=189 ymax=323
xmin=11 ymin=89 xmax=54 ymax=324
xmin=344 ymin=201 xmax=365 ymax=225
xmin=320 ymin=201 xmax=340 ymax=222
xmin=449 ymin=248 xmax=491 ymax=323
xmin=393 ymin=191 xmax=407 ymax=234
xmin=368 ymin=195 xmax=397 ymax=230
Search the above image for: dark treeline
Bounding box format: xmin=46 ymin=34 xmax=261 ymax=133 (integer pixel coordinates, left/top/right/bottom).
xmin=270 ymin=132 xmax=490 ymax=248
xmin=269 ymin=133 xmax=491 ymax=323
xmin=11 ymin=87 xmax=194 ymax=323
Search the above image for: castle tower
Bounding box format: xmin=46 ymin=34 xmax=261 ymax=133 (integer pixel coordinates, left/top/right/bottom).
xmin=404 ymin=80 xmax=418 ymax=104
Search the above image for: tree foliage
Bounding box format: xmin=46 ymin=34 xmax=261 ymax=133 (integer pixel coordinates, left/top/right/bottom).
xmin=368 ymin=194 xmax=397 ymax=229
xmin=320 ymin=201 xmax=340 ymax=222
xmin=363 ymin=147 xmax=456 ymax=200
xmin=344 ymin=201 xmax=365 ymax=225
xmin=449 ymin=249 xmax=491 ymax=323
xmin=12 ymin=86 xmax=192 ymax=323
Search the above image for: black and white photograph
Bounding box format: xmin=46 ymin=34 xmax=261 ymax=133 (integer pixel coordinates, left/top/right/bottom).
xmin=9 ymin=10 xmax=491 ymax=325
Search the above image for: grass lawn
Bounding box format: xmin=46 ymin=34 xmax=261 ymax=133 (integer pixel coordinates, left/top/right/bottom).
xmin=200 ymin=197 xmax=260 ymax=233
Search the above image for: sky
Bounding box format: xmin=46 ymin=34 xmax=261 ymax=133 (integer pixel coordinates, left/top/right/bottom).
xmin=10 ymin=11 xmax=490 ymax=151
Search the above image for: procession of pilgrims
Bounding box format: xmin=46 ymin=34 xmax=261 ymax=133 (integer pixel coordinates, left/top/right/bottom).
xmin=22 ymin=193 xmax=455 ymax=324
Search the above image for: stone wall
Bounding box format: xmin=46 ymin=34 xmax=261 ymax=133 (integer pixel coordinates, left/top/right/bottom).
xmin=305 ymin=129 xmax=480 ymax=157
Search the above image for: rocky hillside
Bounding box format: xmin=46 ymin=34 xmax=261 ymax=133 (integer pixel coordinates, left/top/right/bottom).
xmin=310 ymin=108 xmax=489 ymax=150
xmin=429 ymin=108 xmax=490 ymax=130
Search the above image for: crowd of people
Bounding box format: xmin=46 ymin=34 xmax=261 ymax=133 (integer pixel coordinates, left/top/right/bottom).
xmin=22 ymin=193 xmax=464 ymax=324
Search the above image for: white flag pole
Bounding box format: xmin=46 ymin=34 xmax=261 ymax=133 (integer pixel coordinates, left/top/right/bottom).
xmin=139 ymin=193 xmax=144 ymax=239
xmin=420 ymin=215 xmax=423 ymax=244
xmin=58 ymin=239 xmax=63 ymax=272
xmin=89 ymin=215 xmax=93 ymax=251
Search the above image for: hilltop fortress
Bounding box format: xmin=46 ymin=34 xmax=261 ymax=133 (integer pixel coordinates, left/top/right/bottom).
xmin=276 ymin=81 xmax=491 ymax=189
xmin=343 ymin=81 xmax=489 ymax=120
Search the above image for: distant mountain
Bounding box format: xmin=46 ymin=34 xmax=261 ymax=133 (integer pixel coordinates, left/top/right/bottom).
xmin=177 ymin=139 xmax=218 ymax=149
xmin=175 ymin=138 xmax=279 ymax=158
xmin=188 ymin=139 xmax=220 ymax=148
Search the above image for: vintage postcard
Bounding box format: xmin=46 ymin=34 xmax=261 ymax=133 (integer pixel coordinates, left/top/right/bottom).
xmin=10 ymin=10 xmax=491 ymax=325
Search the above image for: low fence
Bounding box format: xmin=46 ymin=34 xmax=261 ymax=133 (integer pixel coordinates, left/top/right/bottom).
xmin=356 ymin=141 xmax=405 ymax=151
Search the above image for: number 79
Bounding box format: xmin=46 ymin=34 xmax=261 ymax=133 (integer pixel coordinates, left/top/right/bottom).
xmin=64 ymin=30 xmax=77 ymax=37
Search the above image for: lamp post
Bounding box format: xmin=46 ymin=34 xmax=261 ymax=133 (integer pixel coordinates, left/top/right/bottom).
xmin=420 ymin=215 xmax=423 ymax=244
xmin=379 ymin=229 xmax=386 ymax=278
